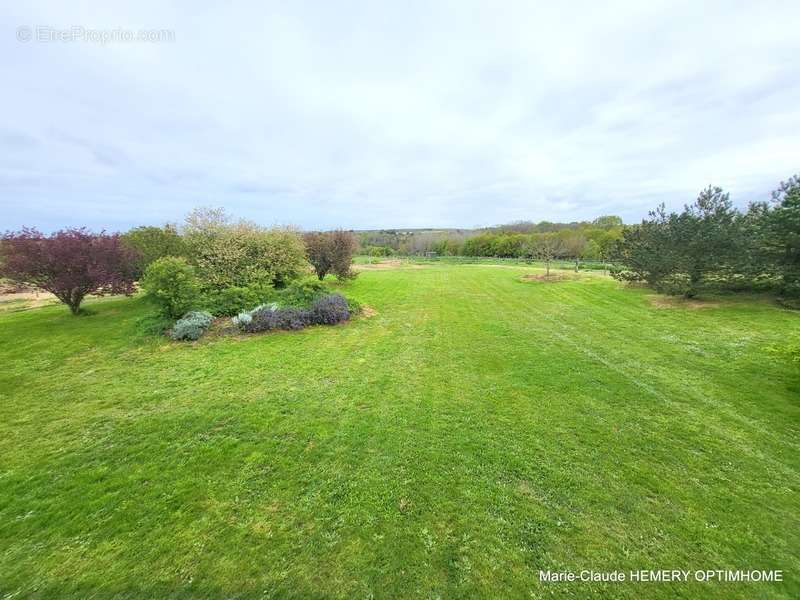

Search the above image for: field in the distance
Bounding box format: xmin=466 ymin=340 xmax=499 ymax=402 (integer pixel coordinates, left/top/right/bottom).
xmin=1 ymin=263 xmax=798 ymax=598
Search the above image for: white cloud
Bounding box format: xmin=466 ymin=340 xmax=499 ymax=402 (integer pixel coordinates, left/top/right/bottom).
xmin=2 ymin=0 xmax=799 ymax=231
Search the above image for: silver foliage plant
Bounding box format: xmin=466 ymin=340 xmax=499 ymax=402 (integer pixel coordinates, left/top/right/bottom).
xmin=170 ymin=310 xmax=214 ymax=341
xmin=232 ymin=303 xmax=277 ymax=329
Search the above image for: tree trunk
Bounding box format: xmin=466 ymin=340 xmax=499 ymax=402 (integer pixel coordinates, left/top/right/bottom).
xmin=686 ymin=269 xmax=701 ymax=298
xmin=68 ymin=288 xmax=85 ymax=315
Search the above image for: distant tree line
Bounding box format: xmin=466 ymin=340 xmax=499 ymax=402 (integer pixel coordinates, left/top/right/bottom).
xmin=611 ymin=175 xmax=800 ymax=301
xmin=4 ymin=173 xmax=797 ymax=315
xmin=358 ymin=216 xmax=624 ymax=263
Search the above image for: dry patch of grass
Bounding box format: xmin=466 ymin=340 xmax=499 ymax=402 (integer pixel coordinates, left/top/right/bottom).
xmin=360 ymin=305 xmax=378 ymax=317
xmin=465 ymin=263 xmax=527 ymax=269
xmin=355 ymin=260 xmax=424 ymax=271
xmin=521 ymin=271 xmax=584 ymax=283
xmin=0 ymin=280 xmax=37 ymax=294
xmin=647 ymin=294 xmax=721 ymax=309
xmin=0 ymin=290 xmax=58 ymax=311
xmin=202 ymin=317 xmax=241 ymax=339
xmin=0 ymin=290 xmax=55 ymax=301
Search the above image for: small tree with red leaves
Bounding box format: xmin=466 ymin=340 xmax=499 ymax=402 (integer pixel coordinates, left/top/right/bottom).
xmin=303 ymin=230 xmax=358 ymax=280
xmin=0 ymin=227 xmax=138 ymax=315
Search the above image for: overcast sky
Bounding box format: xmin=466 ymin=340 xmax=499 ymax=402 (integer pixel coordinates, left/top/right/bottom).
xmin=2 ymin=1 xmax=799 ymax=232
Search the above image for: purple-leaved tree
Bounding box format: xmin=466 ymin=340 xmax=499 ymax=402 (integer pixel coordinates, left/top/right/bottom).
xmin=0 ymin=227 xmax=138 ymax=315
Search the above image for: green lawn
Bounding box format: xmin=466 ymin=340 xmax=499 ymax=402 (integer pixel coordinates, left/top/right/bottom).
xmin=1 ymin=264 xmax=798 ymax=598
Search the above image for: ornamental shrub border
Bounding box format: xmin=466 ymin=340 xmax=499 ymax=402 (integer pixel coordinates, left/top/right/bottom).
xmin=234 ymin=293 xmax=350 ymax=334
xmin=168 ymin=292 xmax=356 ymax=341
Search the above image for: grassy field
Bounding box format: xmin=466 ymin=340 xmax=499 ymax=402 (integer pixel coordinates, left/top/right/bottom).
xmin=353 ymin=254 xmax=609 ymax=270
xmin=1 ymin=264 xmax=798 ymax=598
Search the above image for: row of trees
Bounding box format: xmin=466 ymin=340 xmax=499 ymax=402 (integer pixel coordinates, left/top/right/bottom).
xmin=5 ymin=175 xmax=796 ymax=314
xmin=357 ymin=216 xmax=624 ymax=262
xmin=0 ymin=208 xmax=358 ymax=316
xmin=611 ymin=176 xmax=800 ymax=299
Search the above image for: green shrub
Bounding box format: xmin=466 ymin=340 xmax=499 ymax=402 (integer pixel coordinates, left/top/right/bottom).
xmin=170 ymin=311 xmax=213 ymax=341
xmin=204 ymin=284 xmax=274 ymax=316
xmin=203 ymin=279 xmax=327 ymax=318
xmin=121 ymin=224 xmax=185 ymax=277
xmin=182 ymin=208 xmax=307 ymax=290
xmin=141 ymin=257 xmax=202 ymax=318
xmin=609 ymin=266 xmax=643 ymax=282
xmin=654 ymin=273 xmax=691 ymax=297
xmin=782 ymin=281 xmax=800 ymax=300
xmin=276 ymin=278 xmax=327 ymax=307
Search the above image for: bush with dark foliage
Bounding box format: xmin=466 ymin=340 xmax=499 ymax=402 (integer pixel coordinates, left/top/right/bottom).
xmin=240 ymin=305 xmax=277 ymax=332
xmin=242 ymin=305 xmax=311 ymax=332
xmin=0 ymin=227 xmax=137 ymax=315
xmin=276 ymin=307 xmax=313 ymax=330
xmin=238 ymin=293 xmax=350 ymax=333
xmin=612 ymin=174 xmax=800 ymax=299
xmin=311 ymin=293 xmax=350 ymax=325
xmin=304 ymin=230 xmax=358 ymax=280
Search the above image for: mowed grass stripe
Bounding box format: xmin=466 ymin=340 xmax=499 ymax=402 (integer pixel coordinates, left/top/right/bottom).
xmin=0 ymin=264 xmax=798 ymax=598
